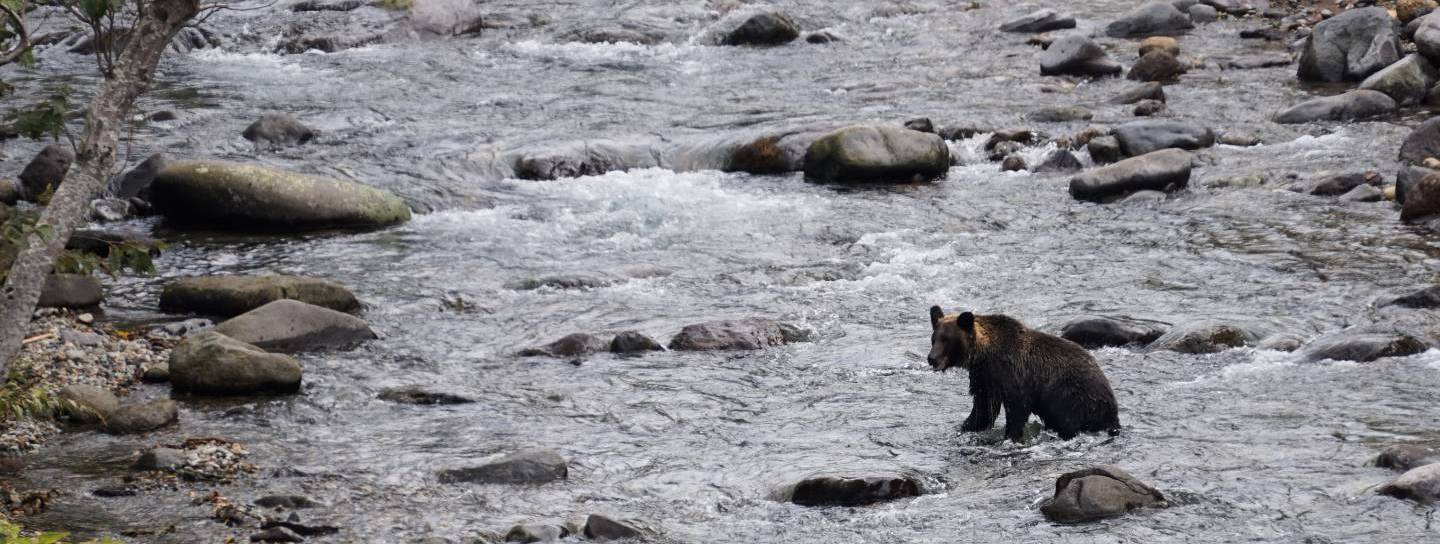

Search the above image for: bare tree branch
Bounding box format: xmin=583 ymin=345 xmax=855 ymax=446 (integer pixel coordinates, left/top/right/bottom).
xmin=0 ymin=3 xmax=30 ymax=66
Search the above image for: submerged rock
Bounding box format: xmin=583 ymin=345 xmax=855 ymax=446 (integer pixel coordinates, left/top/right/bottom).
xmin=505 ymin=524 xmax=570 ymax=543
xmin=1189 ymin=4 xmax=1218 ymax=23
xmin=254 ymin=495 xmax=324 ymax=509
xmin=1040 ymin=35 xmax=1122 ymax=77
xmin=214 ymin=299 xmax=376 ymax=352
xmin=104 ymin=400 xmax=179 ymax=434
xmin=1273 ymin=90 xmax=1397 ymax=124
xmin=1383 ymin=285 xmax=1440 ymax=308
xmin=1139 ymin=36 xmax=1180 ymax=57
xmin=1033 ymin=150 xmax=1084 ymax=173
xmin=1106 ymin=2 xmax=1193 ymax=38
xmin=583 ymin=515 xmax=644 ymax=541
xmin=1377 ymin=463 xmax=1440 ymax=503
xmin=151 ymin=161 xmax=411 ymax=231
xmin=669 ymin=318 xmax=810 ymax=351
xmin=160 ymin=275 xmax=359 ymax=317
xmin=610 ymin=331 xmax=664 ymax=353
xmin=1147 ymin=321 xmax=1257 ymax=353
xmin=519 ymin=333 xmax=609 ymax=357
xmin=1025 ymin=106 xmax=1093 ymax=123
xmin=1060 ymin=316 xmax=1168 ymax=348
xmin=169 ymin=332 xmax=304 ymax=395
xmin=511 ymin=140 xmax=659 ymax=181
xmin=1298 ymin=7 xmax=1401 ymax=83
xmin=1299 ymin=332 xmax=1426 ymax=363
xmin=1113 ymin=120 xmax=1215 ymax=157
xmin=1040 ymin=465 xmax=1165 ymax=523
xmin=1000 ymin=10 xmax=1076 ymax=33
xmin=1303 ymin=172 xmax=1379 ymax=196
xmin=134 ymin=447 xmax=187 ymax=472
xmin=1340 ymin=185 xmax=1384 ymax=202
xmin=242 ymin=114 xmax=315 ymax=147
xmin=1069 ymin=148 xmax=1192 ymax=202
xmin=1001 ymin=155 xmax=1027 ymax=172
xmin=1128 ymin=51 xmax=1188 ymax=82
xmin=19 ymin=144 xmax=73 ymax=201
xmin=438 ymin=449 xmax=568 ymax=485
xmin=1110 ymin=82 xmax=1166 ymax=104
xmin=789 ymin=475 xmax=922 ymax=506
xmin=722 ymin=12 xmax=800 ymax=46
xmin=504 ymin=274 xmax=615 ymax=291
xmin=38 ymin=274 xmax=103 ymax=309
xmin=802 ymin=125 xmax=949 ymax=184
xmin=1374 ymin=444 xmax=1440 ymax=472
xmin=59 ymin=384 xmax=119 ymax=424
xmin=1359 ymin=54 xmax=1438 ymax=106
xmin=378 ymin=386 xmax=475 ymax=405
xmin=1087 ymin=136 xmax=1124 ymax=165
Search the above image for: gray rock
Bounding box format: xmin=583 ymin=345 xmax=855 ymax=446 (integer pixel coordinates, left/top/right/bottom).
xmin=142 ymin=362 xmax=171 ymax=383
xmin=150 ymin=161 xmax=411 ymax=231
xmin=1033 ymin=150 xmax=1084 ymax=173
xmin=802 ymin=125 xmax=950 ymax=183
xmin=160 ymin=275 xmax=360 ymax=318
xmin=805 ymin=30 xmax=840 ymax=44
xmin=1273 ymin=90 xmax=1396 ymax=124
xmin=242 ymin=114 xmax=315 ymax=147
xmin=504 ymin=274 xmax=615 ymax=291
xmin=1106 ymin=2 xmax=1194 ymax=38
xmin=1114 ymin=120 xmax=1215 ymax=157
xmin=1397 ymin=165 xmax=1438 ymax=205
xmin=1304 ymin=172 xmax=1377 ymax=196
xmin=1087 ymin=136 xmax=1124 ymax=165
xmin=19 ymin=144 xmax=73 ymax=201
xmin=1133 ymin=100 xmax=1166 ymax=116
xmin=1359 ymin=54 xmax=1438 ymax=106
xmin=722 ymin=12 xmax=799 ymax=46
xmin=1339 ymin=184 xmax=1384 ymax=202
xmin=134 ymin=447 xmax=186 ymax=471
xmin=1148 ymin=321 xmax=1258 ymax=354
xmin=564 ymin=28 xmax=668 ymax=46
xmin=1189 ymin=4 xmax=1219 ymax=23
xmin=1377 ymin=463 xmax=1440 ymax=503
xmin=1416 ymin=13 xmax=1440 ymax=63
xmin=1402 ymin=172 xmax=1440 ymax=222
xmin=511 ymin=140 xmax=660 ymax=181
xmin=1400 ymin=116 xmax=1440 ymax=168
xmin=1256 ymin=333 xmax=1304 ymax=352
xmin=254 ymin=495 xmax=324 ymax=509
xmin=1040 ymin=35 xmax=1123 ymax=77
xmin=668 ymin=318 xmax=810 ymax=351
xmin=1070 ymin=148 xmax=1192 ymax=202
xmin=1000 ymin=10 xmax=1076 ymax=33
xmin=1025 ymin=106 xmax=1093 ymax=123
xmin=1220 ymin=54 xmax=1293 ymax=70
xmin=0 ymin=180 xmax=18 ymax=205
xmin=1374 ymin=445 xmax=1440 ymax=472
xmin=1001 ymin=154 xmax=1028 ymax=172
xmin=1217 ymin=133 xmax=1261 ymax=146
xmin=154 ymin=318 xmax=215 ymax=337
xmin=1041 ymin=466 xmax=1164 ymax=523
xmin=1060 ymin=316 xmax=1168 ymax=349
xmin=1384 ymin=285 xmax=1440 ymax=308
xmin=250 ymin=527 xmax=304 ymax=543
xmin=583 ymin=515 xmax=643 ymax=541
xmin=104 ymin=400 xmax=179 ymax=434
xmin=437 ymin=449 xmax=568 ymax=485
xmin=1110 ymin=82 xmax=1166 ymax=104
xmin=291 ymin=0 xmax=363 ymax=11
xmin=60 ymin=329 xmax=105 ymax=347
xmin=1300 ymin=332 xmax=1427 ymax=363
xmin=1298 ymin=7 xmax=1401 ymax=83
xmin=38 ymin=274 xmax=103 ymax=309
xmin=59 ymin=384 xmax=118 ymax=424
xmin=1128 ymin=51 xmax=1188 ymax=82
xmin=169 ymin=331 xmax=304 ymax=395
xmin=610 ymin=331 xmax=664 ymax=353
xmin=88 ymin=198 xmax=131 ymax=222
xmin=214 ymin=299 xmax=377 ymax=352
xmin=505 ymin=524 xmax=569 ymax=543
xmin=519 ymin=333 xmax=608 ymax=357
xmin=789 ymin=475 xmax=922 ymax=506
xmin=378 ymin=386 xmax=475 ymax=405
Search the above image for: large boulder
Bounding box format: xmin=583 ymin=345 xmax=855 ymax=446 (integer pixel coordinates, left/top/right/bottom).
xmin=1105 ymin=2 xmax=1193 ymax=38
xmin=242 ymin=114 xmax=315 ymax=146
xmin=802 ymin=125 xmax=949 ymax=184
xmin=1359 ymin=55 xmax=1438 ymax=106
xmin=169 ymin=331 xmax=303 ymax=395
xmin=722 ymin=12 xmax=799 ymax=46
xmin=1300 ymin=332 xmax=1427 ymax=363
xmin=103 ymin=400 xmax=178 ymax=434
xmin=1377 ymin=463 xmax=1440 ymax=503
xmin=150 ymin=161 xmax=411 ymax=231
xmin=59 ymin=384 xmax=119 ymax=424
xmin=1374 ymin=444 xmax=1440 ymax=472
xmin=18 ymin=144 xmax=73 ymax=200
xmin=1148 ymin=321 xmax=1258 ymax=353
xmin=1273 ymin=90 xmax=1397 ymax=124
xmin=668 ymin=318 xmax=809 ymax=351
xmin=1040 ymin=35 xmax=1123 ymax=78
xmin=437 ymin=449 xmax=568 ymax=485
xmin=1060 ymin=316 xmax=1168 ymax=348
xmin=214 ymin=299 xmax=376 ymax=352
xmin=789 ymin=475 xmax=922 ymax=506
xmin=1298 ymin=7 xmax=1401 ymax=83
xmin=1000 ymin=10 xmax=1076 ymax=33
xmin=37 ymin=274 xmax=103 ymax=309
xmin=1113 ymin=120 xmax=1215 ymax=157
xmin=1069 ymin=148 xmax=1192 ymax=202
xmin=1128 ymin=51 xmax=1188 ymax=82
xmin=1040 ymin=466 xmax=1165 ymax=523
xmin=160 ymin=275 xmax=359 ymax=317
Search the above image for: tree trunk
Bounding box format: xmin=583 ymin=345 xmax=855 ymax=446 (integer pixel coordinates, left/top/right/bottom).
xmin=0 ymin=0 xmax=200 ymax=370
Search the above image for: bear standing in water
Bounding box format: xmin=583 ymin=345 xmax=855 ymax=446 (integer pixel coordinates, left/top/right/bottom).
xmin=927 ymin=306 xmax=1120 ymax=442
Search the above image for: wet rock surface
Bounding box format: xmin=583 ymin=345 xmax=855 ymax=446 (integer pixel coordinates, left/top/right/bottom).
xmin=789 ymin=474 xmax=921 ymax=506
xmin=668 ymin=318 xmax=810 ymax=351
xmin=1069 ymin=148 xmax=1192 ymax=202
xmin=1060 ymin=316 xmax=1168 ymax=348
xmin=160 ymin=275 xmax=360 ymax=317
xmin=1040 ymin=466 xmax=1165 ymax=523
xmin=437 ymin=449 xmax=569 ymax=485
xmin=169 ymin=331 xmax=304 ymax=395
xmin=214 ymin=299 xmax=376 ymax=352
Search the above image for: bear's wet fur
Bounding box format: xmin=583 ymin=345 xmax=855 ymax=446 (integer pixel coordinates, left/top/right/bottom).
xmin=928 ymin=306 xmax=1120 ymax=442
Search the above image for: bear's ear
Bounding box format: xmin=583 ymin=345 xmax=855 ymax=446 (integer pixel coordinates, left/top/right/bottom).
xmin=957 ymin=312 xmax=975 ymax=332
xmin=929 ymin=306 xmax=944 ymax=330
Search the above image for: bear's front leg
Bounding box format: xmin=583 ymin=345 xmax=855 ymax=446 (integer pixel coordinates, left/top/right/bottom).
xmin=961 ymin=388 xmax=1001 ymax=432
xmin=1002 ymin=399 xmax=1032 ymax=442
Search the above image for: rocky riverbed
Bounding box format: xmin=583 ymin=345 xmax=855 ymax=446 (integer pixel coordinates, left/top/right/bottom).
xmin=4 ymin=0 xmax=1440 ymax=542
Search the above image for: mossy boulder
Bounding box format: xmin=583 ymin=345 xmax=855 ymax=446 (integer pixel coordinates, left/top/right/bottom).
xmin=169 ymin=331 xmax=303 ymax=395
xmin=150 ymin=161 xmax=410 ymax=231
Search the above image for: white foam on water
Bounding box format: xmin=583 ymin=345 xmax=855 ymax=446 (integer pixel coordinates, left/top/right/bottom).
xmin=502 ymin=39 xmax=698 ymax=64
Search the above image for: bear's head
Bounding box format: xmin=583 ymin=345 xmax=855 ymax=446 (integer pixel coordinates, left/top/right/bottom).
xmin=928 ymin=305 xmax=976 ymax=372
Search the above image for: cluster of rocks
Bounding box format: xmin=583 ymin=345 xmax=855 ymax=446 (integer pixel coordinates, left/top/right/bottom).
xmin=1057 ymin=314 xmax=1429 ymax=362
xmin=1372 ymin=443 xmax=1440 ymax=503
xmin=519 ymin=317 xmax=811 ymax=359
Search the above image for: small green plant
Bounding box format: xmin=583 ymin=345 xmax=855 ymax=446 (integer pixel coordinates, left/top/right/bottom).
xmin=0 ymin=206 xmax=162 ymax=284
xmin=5 ymin=86 xmax=71 ymax=143
xmin=0 ymin=519 xmax=122 ymax=544
xmin=0 ymin=372 xmax=81 ymax=423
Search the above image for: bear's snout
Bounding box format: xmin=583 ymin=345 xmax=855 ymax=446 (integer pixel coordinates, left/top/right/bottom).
xmin=927 ymin=353 xmax=948 ymax=372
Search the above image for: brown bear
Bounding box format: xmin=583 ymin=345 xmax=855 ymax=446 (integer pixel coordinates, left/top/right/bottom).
xmin=928 ymin=306 xmax=1120 ymax=442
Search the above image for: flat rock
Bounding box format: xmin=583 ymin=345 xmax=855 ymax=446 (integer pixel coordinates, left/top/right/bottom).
xmin=214 ymin=299 xmax=376 ymax=352
xmin=1110 ymin=82 xmax=1166 ymax=105
xmin=437 ymin=449 xmax=568 ymax=485
xmin=150 ymin=161 xmax=411 ymax=231
xmin=1040 ymin=35 xmax=1122 ymax=77
xmin=254 ymin=494 xmax=324 ymax=509
xmin=1113 ymin=120 xmax=1215 ymax=157
xmin=378 ymin=386 xmax=475 ymax=405
xmin=161 ymin=275 xmax=359 ymax=317
xmin=519 ymin=332 xmax=609 ymax=357
xmin=802 ymin=125 xmax=950 ymax=183
xmin=104 ymin=400 xmax=178 ymax=435
xmin=1298 ymin=7 xmax=1401 ymax=83
xmin=668 ymin=318 xmax=810 ymax=351
xmin=1025 ymin=106 xmax=1093 ymax=123
xmin=506 ymin=524 xmax=570 ymax=543
xmin=38 ymin=274 xmax=103 ymax=309
xmin=1040 ymin=465 xmax=1165 ymax=523
xmin=59 ymin=384 xmax=118 ymax=424
xmin=1374 ymin=444 xmax=1440 ymax=472
xmin=1299 ymin=332 xmax=1427 ymax=363
xmin=1377 ymin=463 xmax=1440 ymax=503
xmin=789 ymin=475 xmax=922 ymax=506
xmin=583 ymin=515 xmax=643 ymax=541
xmin=504 ymin=274 xmax=615 ymax=291
xmin=1069 ymin=148 xmax=1192 ymax=202
xmin=1106 ymin=2 xmax=1193 ymax=38
xmin=1148 ymin=321 xmax=1257 ymax=353
xmin=1340 ymin=184 xmax=1384 ymax=202
xmin=1000 ymin=10 xmax=1076 ymax=33
xmin=1274 ymin=90 xmax=1396 ymax=124
xmin=169 ymin=331 xmax=303 ymax=395
xmin=1359 ymin=54 xmax=1438 ymax=106
xmin=1060 ymin=316 xmax=1168 ymax=348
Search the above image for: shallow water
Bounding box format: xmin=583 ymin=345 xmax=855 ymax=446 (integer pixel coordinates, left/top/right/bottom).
xmin=5 ymin=0 xmax=1440 ymax=542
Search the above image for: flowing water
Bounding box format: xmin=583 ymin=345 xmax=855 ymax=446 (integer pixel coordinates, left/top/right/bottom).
xmin=5 ymin=0 xmax=1440 ymax=542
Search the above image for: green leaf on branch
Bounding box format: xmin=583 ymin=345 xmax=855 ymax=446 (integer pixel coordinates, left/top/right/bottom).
xmin=7 ymin=86 xmax=72 ymax=142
